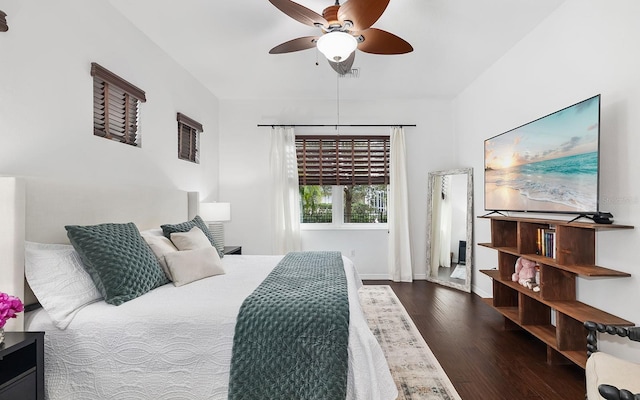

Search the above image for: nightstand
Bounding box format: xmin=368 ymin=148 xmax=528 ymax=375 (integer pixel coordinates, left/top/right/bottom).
xmin=224 ymin=246 xmax=242 ymax=255
xmin=0 ymin=331 xmax=45 ymax=400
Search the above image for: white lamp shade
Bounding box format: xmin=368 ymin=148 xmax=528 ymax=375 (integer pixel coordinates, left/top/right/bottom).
xmin=199 ymin=202 xmax=231 ymax=222
xmin=317 ymin=31 xmax=357 ymax=62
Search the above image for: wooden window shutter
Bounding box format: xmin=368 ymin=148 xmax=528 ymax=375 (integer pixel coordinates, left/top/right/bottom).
xmin=177 ymin=113 xmax=203 ymax=163
xmin=0 ymin=11 xmax=8 ymax=32
xmin=295 ymin=135 xmax=390 ymax=185
xmin=91 ymin=63 xmax=146 ymax=147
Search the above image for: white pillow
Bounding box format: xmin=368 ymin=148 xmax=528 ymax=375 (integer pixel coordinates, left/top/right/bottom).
xmin=24 ymin=241 xmax=103 ymax=329
xmin=170 ymin=226 xmax=212 ymax=251
xmin=163 ymin=246 xmax=225 ymax=287
xmin=141 ymin=231 xmax=178 ymax=281
xmin=139 ymin=228 xmax=164 ymax=237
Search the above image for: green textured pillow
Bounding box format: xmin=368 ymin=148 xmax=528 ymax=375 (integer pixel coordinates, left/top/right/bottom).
xmin=65 ymin=222 xmax=169 ymax=306
xmin=161 ymin=215 xmax=224 ymax=258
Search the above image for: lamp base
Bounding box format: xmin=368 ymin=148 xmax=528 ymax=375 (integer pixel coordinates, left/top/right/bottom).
xmin=208 ymin=222 xmax=225 ymax=256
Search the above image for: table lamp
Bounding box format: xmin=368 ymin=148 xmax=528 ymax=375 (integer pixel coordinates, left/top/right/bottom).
xmin=199 ymin=202 xmax=231 ymax=255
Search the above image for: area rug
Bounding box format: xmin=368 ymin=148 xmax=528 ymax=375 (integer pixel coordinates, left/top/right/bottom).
xmin=359 ymin=285 xmax=462 ymax=400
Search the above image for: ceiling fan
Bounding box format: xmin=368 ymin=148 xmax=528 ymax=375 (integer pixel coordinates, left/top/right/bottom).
xmin=268 ymin=0 xmax=413 ymax=75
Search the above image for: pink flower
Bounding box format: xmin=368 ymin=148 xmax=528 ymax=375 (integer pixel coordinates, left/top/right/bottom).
xmin=0 ymin=292 xmax=24 ymax=328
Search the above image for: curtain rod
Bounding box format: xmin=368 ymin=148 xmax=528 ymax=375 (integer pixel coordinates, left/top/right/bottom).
xmin=257 ymin=124 xmax=416 ymax=128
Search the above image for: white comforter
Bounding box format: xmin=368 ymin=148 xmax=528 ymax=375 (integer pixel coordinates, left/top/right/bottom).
xmin=25 ymin=255 xmax=397 ymax=400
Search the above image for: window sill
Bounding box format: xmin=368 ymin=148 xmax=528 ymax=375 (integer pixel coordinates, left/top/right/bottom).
xmin=301 ymin=223 xmax=388 ymax=231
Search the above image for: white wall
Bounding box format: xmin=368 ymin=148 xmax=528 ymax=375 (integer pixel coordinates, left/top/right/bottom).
xmin=219 ymin=98 xmax=455 ymax=279
xmin=0 ymin=0 xmax=220 ymax=199
xmin=454 ymin=0 xmax=640 ymax=360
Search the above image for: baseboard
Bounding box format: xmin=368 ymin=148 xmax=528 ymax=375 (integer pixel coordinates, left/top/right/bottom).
xmin=359 ymin=273 xmax=428 ymax=281
xmin=471 ymin=283 xmax=491 ymax=298
xmin=361 ymin=274 xmax=492 ymax=300
xmin=359 ymin=274 xmax=393 ymax=280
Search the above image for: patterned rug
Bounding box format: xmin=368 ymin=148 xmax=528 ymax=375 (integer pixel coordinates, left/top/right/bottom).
xmin=359 ymin=285 xmax=462 ymax=400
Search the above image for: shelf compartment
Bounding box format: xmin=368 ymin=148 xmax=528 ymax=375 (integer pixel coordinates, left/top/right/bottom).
xmin=479 ymin=215 xmax=634 ymax=231
xmin=478 ymin=243 xmax=630 ymax=277
xmin=497 ymin=252 xmax=519 ymax=281
xmin=557 ymin=225 xmax=595 ymax=266
xmin=518 ymin=222 xmax=548 ymax=255
xmin=490 ymin=219 xmax=517 ymax=248
xmin=562 ymin=350 xmax=588 ymax=368
xmin=484 ymin=299 xmax=558 ymax=349
xmin=556 ymin=312 xmax=586 ymax=351
xmin=481 ymin=298 xmax=587 ymax=367
xmin=551 ymin=300 xmax=632 ymax=327
xmin=480 ymin=270 xmax=633 ymax=326
xmin=520 ymin=294 xmax=550 ymax=325
xmin=492 ymin=278 xmax=518 ymax=309
xmin=520 ymin=324 xmax=557 ymax=349
xmin=539 ymin=264 xmax=575 ymax=301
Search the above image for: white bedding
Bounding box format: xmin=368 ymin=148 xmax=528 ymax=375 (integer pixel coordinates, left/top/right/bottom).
xmin=25 ymin=255 xmax=397 ymax=400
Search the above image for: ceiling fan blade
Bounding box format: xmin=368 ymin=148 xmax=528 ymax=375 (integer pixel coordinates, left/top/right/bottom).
xmin=328 ymin=51 xmax=355 ymax=75
xmin=268 ymin=0 xmax=328 ymax=28
xmin=269 ymin=36 xmax=319 ymax=54
xmin=338 ymin=0 xmax=389 ymax=31
xmin=357 ymin=28 xmax=413 ymax=55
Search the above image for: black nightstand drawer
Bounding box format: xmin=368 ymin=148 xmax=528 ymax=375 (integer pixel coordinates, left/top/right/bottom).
xmin=0 ymin=332 xmax=45 ymax=400
xmin=0 ymin=369 xmax=36 ymax=399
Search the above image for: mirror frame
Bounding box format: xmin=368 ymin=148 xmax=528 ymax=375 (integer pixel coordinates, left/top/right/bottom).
xmin=425 ymin=167 xmax=473 ymax=292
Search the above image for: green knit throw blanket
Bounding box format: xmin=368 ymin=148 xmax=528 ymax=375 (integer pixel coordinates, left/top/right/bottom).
xmin=228 ymin=251 xmax=349 ymax=400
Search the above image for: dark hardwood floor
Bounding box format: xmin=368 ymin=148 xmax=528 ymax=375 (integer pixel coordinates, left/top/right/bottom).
xmin=363 ymin=280 xmax=586 ymax=400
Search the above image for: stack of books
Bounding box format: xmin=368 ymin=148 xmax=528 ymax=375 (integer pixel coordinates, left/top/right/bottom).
xmin=536 ymin=227 xmax=556 ymax=258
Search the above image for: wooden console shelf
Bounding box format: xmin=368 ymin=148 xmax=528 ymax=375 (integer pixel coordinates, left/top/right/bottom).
xmin=479 ymin=215 xmax=634 ymax=369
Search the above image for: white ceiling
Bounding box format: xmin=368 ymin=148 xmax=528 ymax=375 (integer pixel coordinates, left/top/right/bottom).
xmin=109 ymin=0 xmax=566 ymax=101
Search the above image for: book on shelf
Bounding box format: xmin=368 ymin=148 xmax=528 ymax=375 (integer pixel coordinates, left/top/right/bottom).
xmin=536 ymin=227 xmax=556 ymax=258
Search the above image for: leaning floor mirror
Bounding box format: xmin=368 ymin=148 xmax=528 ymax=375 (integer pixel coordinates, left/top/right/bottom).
xmin=426 ymin=168 xmax=473 ymax=292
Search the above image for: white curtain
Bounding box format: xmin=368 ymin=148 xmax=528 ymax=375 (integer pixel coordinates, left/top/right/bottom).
xmin=388 ymin=127 xmax=413 ymax=282
xmin=430 ymin=175 xmax=452 ymax=273
xmin=270 ymin=127 xmax=301 ymax=254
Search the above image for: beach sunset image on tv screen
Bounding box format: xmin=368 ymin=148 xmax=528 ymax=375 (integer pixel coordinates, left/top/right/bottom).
xmin=484 ymin=95 xmax=600 ymax=213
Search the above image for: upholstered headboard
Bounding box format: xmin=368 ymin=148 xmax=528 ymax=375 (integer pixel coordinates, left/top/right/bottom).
xmin=0 ymin=176 xmax=199 ymax=330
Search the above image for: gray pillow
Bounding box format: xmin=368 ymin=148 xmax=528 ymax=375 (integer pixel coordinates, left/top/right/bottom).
xmin=161 ymin=215 xmax=224 ymax=258
xmin=65 ymin=222 xmax=169 ymax=305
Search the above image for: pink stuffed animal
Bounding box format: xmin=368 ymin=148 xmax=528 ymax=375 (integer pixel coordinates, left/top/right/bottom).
xmin=512 ymin=257 xmax=538 ymax=289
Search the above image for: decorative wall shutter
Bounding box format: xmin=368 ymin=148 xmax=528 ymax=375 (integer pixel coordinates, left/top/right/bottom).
xmin=177 ymin=113 xmax=203 ymax=163
xmin=295 ymin=135 xmax=390 ymax=185
xmin=91 ymin=63 xmax=146 ymax=146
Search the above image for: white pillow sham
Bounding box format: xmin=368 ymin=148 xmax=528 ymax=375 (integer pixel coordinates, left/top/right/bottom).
xmin=163 ymin=246 xmax=225 ymax=287
xmin=141 ymin=231 xmax=178 ymax=281
xmin=24 ymin=241 xmax=103 ymax=329
xmin=169 ymin=226 xmax=212 ymax=251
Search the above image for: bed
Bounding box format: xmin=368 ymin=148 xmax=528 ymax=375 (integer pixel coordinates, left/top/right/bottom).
xmin=1 ymin=177 xmax=397 ymax=400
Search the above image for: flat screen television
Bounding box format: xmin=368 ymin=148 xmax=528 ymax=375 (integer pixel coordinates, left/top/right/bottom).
xmin=484 ymin=94 xmax=601 ymax=214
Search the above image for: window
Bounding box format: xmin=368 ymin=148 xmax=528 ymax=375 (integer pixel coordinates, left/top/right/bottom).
xmin=343 ymin=184 xmax=388 ymax=223
xmin=91 ymin=63 xmax=146 ymax=146
xmin=296 ymin=135 xmax=390 ymax=225
xmin=177 ymin=113 xmax=203 ymax=163
xmin=300 ymin=185 xmax=333 ymax=223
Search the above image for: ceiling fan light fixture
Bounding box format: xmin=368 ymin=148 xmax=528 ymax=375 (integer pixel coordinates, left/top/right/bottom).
xmin=317 ymin=31 xmax=357 ymax=62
